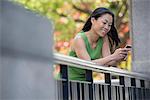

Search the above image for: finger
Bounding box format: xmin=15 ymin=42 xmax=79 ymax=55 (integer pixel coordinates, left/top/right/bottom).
xmin=120 ymin=51 xmax=128 ymax=55
xmin=119 ymin=53 xmax=126 ymax=58
xmin=122 ymin=48 xmax=131 ymax=52
xmin=123 ymin=56 xmax=128 ymax=61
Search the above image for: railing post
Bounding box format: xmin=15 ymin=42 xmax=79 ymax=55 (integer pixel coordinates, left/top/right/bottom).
xmin=140 ymin=80 xmax=145 ymax=100
xmin=119 ymin=76 xmax=125 ymax=100
xmin=131 ymin=78 xmax=136 ymax=100
xmin=60 ymin=64 xmax=69 ymax=100
xmin=105 ymin=73 xmax=111 ymax=100
xmin=145 ymin=81 xmax=150 ymax=99
xmin=86 ymin=70 xmax=93 ymax=100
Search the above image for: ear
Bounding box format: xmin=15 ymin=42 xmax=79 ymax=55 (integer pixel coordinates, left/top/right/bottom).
xmin=91 ymin=17 xmax=95 ymax=24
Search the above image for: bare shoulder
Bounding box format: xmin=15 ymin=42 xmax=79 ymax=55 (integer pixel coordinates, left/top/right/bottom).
xmin=74 ymin=34 xmax=82 ymax=40
xmin=72 ymin=34 xmax=85 ymax=50
xmin=72 ymin=34 xmax=90 ymax=60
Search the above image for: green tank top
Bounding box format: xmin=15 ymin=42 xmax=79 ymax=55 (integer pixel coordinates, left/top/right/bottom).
xmin=68 ymin=31 xmax=103 ymax=81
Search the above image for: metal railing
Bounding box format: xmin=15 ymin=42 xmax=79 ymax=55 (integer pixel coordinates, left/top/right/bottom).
xmin=54 ymin=53 xmax=150 ymax=100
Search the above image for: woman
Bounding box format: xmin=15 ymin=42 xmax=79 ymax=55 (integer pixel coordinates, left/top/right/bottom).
xmin=68 ymin=7 xmax=130 ymax=81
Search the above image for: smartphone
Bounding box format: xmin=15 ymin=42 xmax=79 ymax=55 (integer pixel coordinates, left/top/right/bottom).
xmin=125 ymin=45 xmax=132 ymax=48
xmin=123 ymin=45 xmax=132 ymax=60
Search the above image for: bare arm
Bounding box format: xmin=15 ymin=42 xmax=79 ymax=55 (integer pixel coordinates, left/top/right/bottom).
xmin=73 ymin=35 xmax=91 ymax=61
xmin=72 ymin=36 xmax=125 ymax=66
xmin=102 ymin=35 xmax=118 ymax=66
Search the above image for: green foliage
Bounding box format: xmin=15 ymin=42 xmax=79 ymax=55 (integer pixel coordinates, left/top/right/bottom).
xmin=12 ymin=0 xmax=129 ymax=54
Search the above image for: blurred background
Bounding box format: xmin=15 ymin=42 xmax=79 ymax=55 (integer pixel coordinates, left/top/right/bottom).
xmin=13 ymin=0 xmax=132 ymax=80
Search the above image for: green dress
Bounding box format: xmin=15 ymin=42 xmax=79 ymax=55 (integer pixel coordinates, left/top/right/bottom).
xmin=68 ymin=31 xmax=103 ymax=81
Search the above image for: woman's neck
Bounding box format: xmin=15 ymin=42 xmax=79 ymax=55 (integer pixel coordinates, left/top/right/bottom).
xmin=85 ymin=30 xmax=100 ymax=44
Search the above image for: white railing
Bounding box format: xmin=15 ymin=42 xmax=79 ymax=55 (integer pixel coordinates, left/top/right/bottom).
xmin=54 ymin=53 xmax=150 ymax=100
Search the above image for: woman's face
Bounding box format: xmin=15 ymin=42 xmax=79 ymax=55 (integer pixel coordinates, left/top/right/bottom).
xmin=91 ymin=13 xmax=113 ymax=37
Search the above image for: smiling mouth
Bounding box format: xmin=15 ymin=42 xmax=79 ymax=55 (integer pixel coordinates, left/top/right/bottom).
xmin=103 ymin=29 xmax=108 ymax=33
xmin=101 ymin=32 xmax=106 ymax=36
xmin=102 ymin=30 xmax=107 ymax=34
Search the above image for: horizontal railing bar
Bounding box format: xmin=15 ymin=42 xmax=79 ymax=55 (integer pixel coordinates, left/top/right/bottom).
xmin=54 ymin=53 xmax=150 ymax=81
xmin=69 ymin=80 xmax=92 ymax=84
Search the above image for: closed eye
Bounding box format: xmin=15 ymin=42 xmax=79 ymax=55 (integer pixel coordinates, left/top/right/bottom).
xmin=109 ymin=24 xmax=112 ymax=27
xmin=104 ymin=19 xmax=112 ymax=27
xmin=103 ymin=22 xmax=107 ymax=24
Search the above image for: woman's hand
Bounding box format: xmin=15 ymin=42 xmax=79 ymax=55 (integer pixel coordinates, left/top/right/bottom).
xmin=112 ymin=48 xmax=130 ymax=61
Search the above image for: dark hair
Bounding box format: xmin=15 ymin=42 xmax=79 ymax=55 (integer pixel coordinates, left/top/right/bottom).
xmin=82 ymin=7 xmax=120 ymax=48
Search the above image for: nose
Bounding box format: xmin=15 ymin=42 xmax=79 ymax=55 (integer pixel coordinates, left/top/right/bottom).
xmin=104 ymin=24 xmax=109 ymax=31
xmin=105 ymin=24 xmax=109 ymax=29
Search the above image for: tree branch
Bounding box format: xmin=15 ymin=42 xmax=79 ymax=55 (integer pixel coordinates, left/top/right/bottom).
xmin=116 ymin=0 xmax=128 ymax=28
xmin=51 ymin=9 xmax=85 ymax=23
xmin=72 ymin=4 xmax=92 ymax=14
